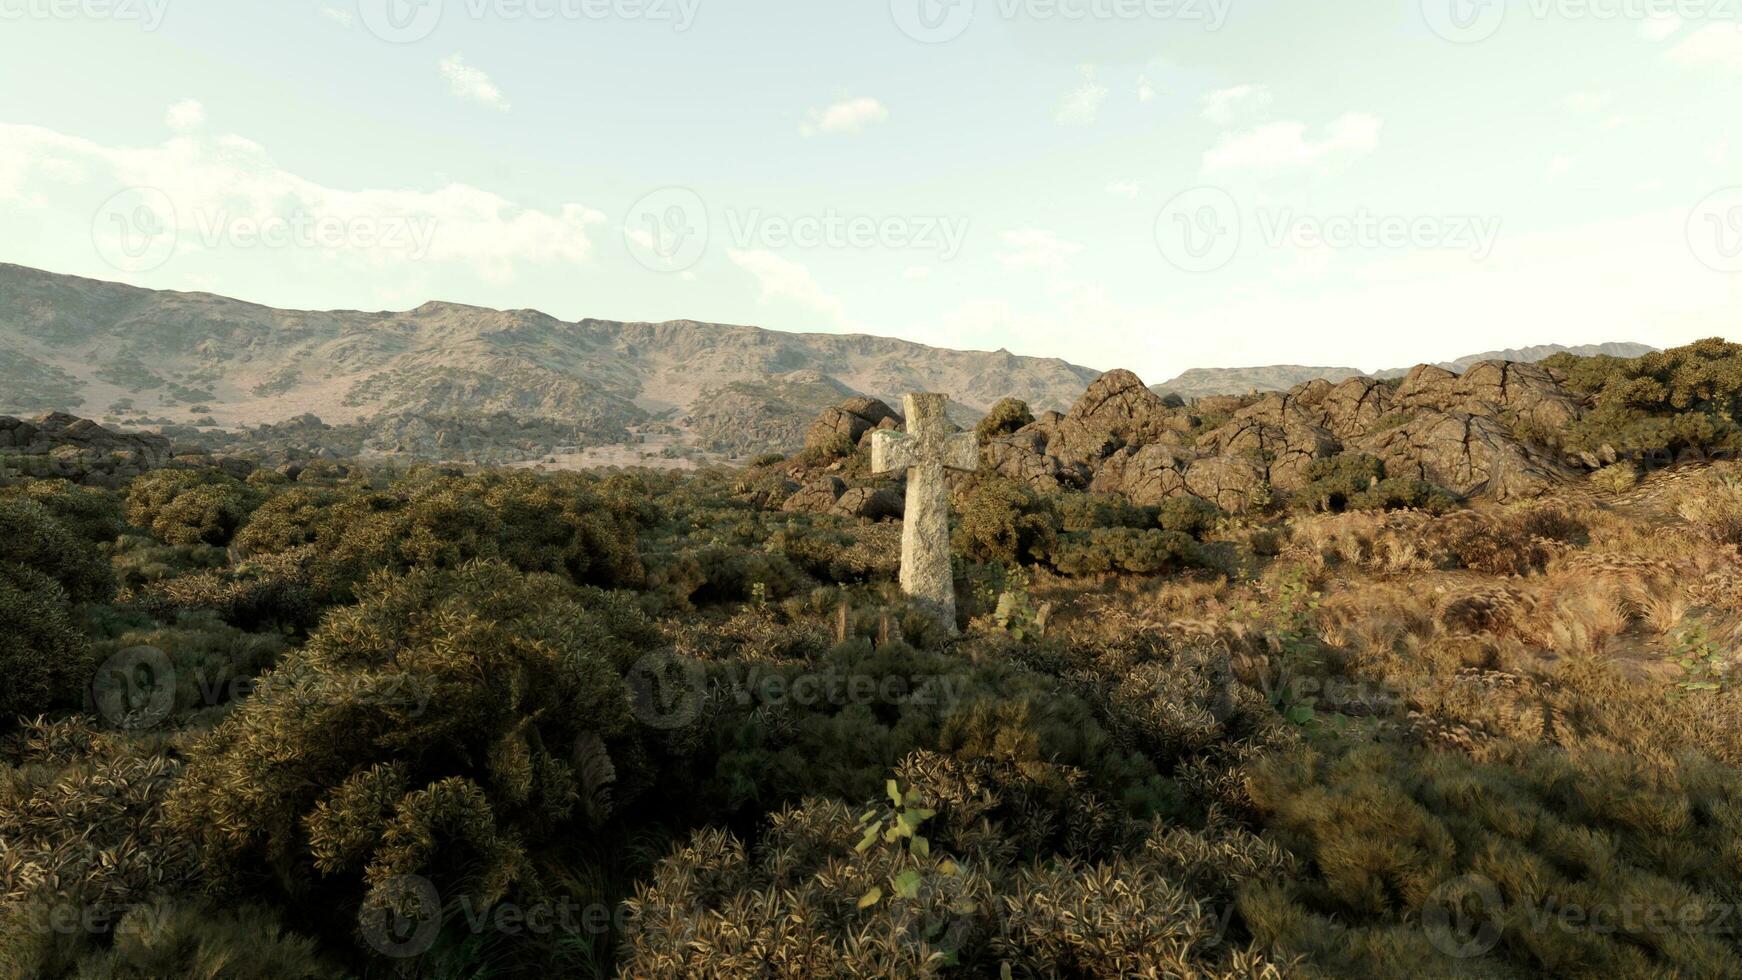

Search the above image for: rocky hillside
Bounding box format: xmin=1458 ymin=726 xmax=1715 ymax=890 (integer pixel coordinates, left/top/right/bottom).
xmin=776 ymin=356 xmax=1632 ymax=519
xmin=1152 ymin=343 xmax=1655 ymax=400
xmin=0 ymin=264 xmax=1100 ymax=459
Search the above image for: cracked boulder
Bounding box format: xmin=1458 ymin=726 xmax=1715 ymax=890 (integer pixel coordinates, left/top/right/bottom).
xmin=1355 ymin=411 xmax=1577 ymax=500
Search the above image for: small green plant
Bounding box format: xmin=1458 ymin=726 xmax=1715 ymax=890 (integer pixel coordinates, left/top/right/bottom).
xmin=855 ymin=779 xmax=941 ymax=908
xmin=991 ymin=566 xmax=1050 ymax=641
xmin=1670 ymin=623 xmax=1731 ymax=697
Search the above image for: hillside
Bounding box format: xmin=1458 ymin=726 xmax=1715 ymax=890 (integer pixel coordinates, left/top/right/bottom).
xmin=0 ymin=264 xmax=1101 ymax=460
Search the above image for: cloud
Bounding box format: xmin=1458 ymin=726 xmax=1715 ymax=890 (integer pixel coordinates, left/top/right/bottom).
xmin=1668 ymin=23 xmax=1742 ymax=70
xmin=164 ymin=99 xmax=206 ymax=132
xmin=1105 ymin=181 xmax=1141 ymax=199
xmin=319 ymin=4 xmax=354 ymax=27
xmin=802 ymin=97 xmax=889 ymax=136
xmin=1548 ymin=154 xmax=1576 ymax=181
xmin=1640 ymin=12 xmax=1683 ymax=41
xmin=440 ymin=54 xmax=511 ymax=112
xmin=726 ymin=249 xmax=848 ymax=323
xmin=1200 ymin=84 xmax=1272 ymax=126
xmin=903 ymin=265 xmax=933 ymax=282
xmin=1564 ymin=91 xmax=1611 ymax=113
xmin=1055 ymin=67 xmax=1108 ymax=126
xmin=1137 ymin=75 xmax=1156 ymax=103
xmin=998 ymin=229 xmax=1084 ymax=271
xmin=1202 ymin=112 xmax=1382 ymax=175
xmin=0 ymin=109 xmax=604 ymax=281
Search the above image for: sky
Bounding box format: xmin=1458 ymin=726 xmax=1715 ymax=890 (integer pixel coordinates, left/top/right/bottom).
xmin=2 ymin=0 xmax=1740 ymax=381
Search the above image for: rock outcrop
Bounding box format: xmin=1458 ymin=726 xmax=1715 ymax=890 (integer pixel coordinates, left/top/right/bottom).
xmin=805 ymin=397 xmax=903 ymax=453
xmin=0 ymin=412 xmax=249 ymax=487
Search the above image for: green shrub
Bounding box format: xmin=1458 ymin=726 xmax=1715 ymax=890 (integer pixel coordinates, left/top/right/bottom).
xmin=0 ymin=565 xmax=91 ymax=726
xmin=1295 ymin=454 xmax=1385 ymax=513
xmin=1051 ymin=528 xmax=1202 ymax=577
xmin=125 ymin=469 xmax=264 ymax=547
xmin=166 ymin=561 xmax=655 ymax=956
xmin=1157 ymin=495 xmax=1224 ymax=537
xmin=975 ymin=397 xmax=1035 ymax=442
xmin=1057 ymin=492 xmax=1153 ymax=533
xmin=1590 ymin=462 xmax=1640 ymax=494
xmin=1549 ymin=338 xmax=1742 ymax=459
xmin=953 ymin=478 xmax=1059 ymax=566
xmin=0 ymin=497 xmax=114 ymax=603
xmin=1346 ymin=477 xmax=1459 ymax=515
xmin=2 ymin=479 xmax=125 ymax=544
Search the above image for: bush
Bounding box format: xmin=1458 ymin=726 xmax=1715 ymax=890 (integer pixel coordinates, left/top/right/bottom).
xmin=1550 ymin=338 xmax=1742 ymax=459
xmin=125 ymin=470 xmax=264 ymax=547
xmin=1057 ymin=492 xmax=1153 ymax=533
xmin=1346 ymin=477 xmax=1459 ymax=515
xmin=165 ymin=561 xmax=656 ymax=956
xmin=1295 ymin=454 xmax=1384 ymax=513
xmin=1051 ymin=528 xmax=1202 ymax=577
xmin=1590 ymin=462 xmax=1640 ymax=494
xmin=953 ymin=478 xmax=1059 ymax=566
xmin=975 ymin=397 xmax=1035 ymax=442
xmin=1157 ymin=495 xmax=1224 ymax=537
xmin=0 ymin=565 xmax=91 ymax=726
xmin=0 ymin=497 xmax=114 ymax=603
xmin=1 ymin=479 xmax=125 ymax=543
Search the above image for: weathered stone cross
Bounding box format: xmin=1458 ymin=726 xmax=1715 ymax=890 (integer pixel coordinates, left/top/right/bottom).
xmin=871 ymin=393 xmax=979 ymax=633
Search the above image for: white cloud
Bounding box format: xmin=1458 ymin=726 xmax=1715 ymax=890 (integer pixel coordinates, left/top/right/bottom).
xmin=1547 ymin=154 xmax=1576 ymax=180
xmin=1055 ymin=67 xmax=1108 ymax=126
xmin=1200 ymin=84 xmax=1272 ymax=127
xmin=726 ymin=249 xmax=848 ymax=324
xmin=903 ymin=265 xmax=933 ymax=282
xmin=1564 ymin=91 xmax=1611 ymax=113
xmin=1105 ymin=181 xmax=1141 ymax=199
xmin=1137 ymin=76 xmax=1156 ymax=103
xmin=998 ymin=229 xmax=1084 ymax=271
xmin=319 ymin=4 xmax=354 ymax=27
xmin=803 ymin=97 xmax=889 ymax=136
xmin=1668 ymin=24 xmax=1742 ymax=69
xmin=1202 ymin=112 xmax=1382 ymax=175
xmin=0 ymin=110 xmax=604 ymax=281
xmin=440 ymin=54 xmax=511 ymax=112
xmin=164 ymin=99 xmax=206 ymax=132
xmin=1640 ymin=12 xmax=1683 ymax=41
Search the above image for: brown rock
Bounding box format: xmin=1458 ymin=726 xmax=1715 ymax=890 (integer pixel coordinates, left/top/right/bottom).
xmin=1356 ymin=411 xmax=1576 ymax=500
xmin=781 ymin=476 xmax=848 ymax=513
xmin=1090 ymin=444 xmax=1194 ymax=505
xmin=1067 ymin=369 xmax=1172 ymax=444
xmin=831 ymin=486 xmax=904 ymax=521
xmin=804 ymin=397 xmax=903 ymax=452
xmin=1183 ymin=455 xmax=1268 ymax=513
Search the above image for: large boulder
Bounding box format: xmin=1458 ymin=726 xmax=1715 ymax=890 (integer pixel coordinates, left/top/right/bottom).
xmin=1067 ymin=369 xmax=1173 ymax=444
xmin=1392 ymin=361 xmax=1584 ymax=432
xmin=781 ymin=476 xmax=848 ymax=513
xmin=804 ymin=397 xmax=902 ymax=452
xmin=1089 ymin=444 xmax=1195 ymax=505
xmin=1356 ymin=411 xmax=1577 ymax=500
xmin=831 ymin=486 xmax=904 ymax=521
xmin=1183 ymin=455 xmax=1269 ymax=513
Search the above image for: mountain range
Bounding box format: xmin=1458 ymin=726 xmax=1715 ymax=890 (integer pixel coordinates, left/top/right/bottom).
xmin=0 ymin=263 xmax=1654 ymax=461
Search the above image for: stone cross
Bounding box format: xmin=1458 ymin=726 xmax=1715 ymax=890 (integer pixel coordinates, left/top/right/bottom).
xmin=871 ymin=393 xmax=979 ymax=632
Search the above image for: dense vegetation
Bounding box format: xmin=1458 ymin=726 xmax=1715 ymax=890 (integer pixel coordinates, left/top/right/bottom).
xmin=2 ymin=342 xmax=1741 ymax=978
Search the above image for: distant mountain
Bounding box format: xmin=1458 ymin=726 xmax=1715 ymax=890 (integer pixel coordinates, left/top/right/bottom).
xmin=1153 ymin=343 xmax=1658 ymax=401
xmin=1152 ymin=366 xmax=1369 ymax=401
xmin=0 ymin=264 xmax=1101 ymax=459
